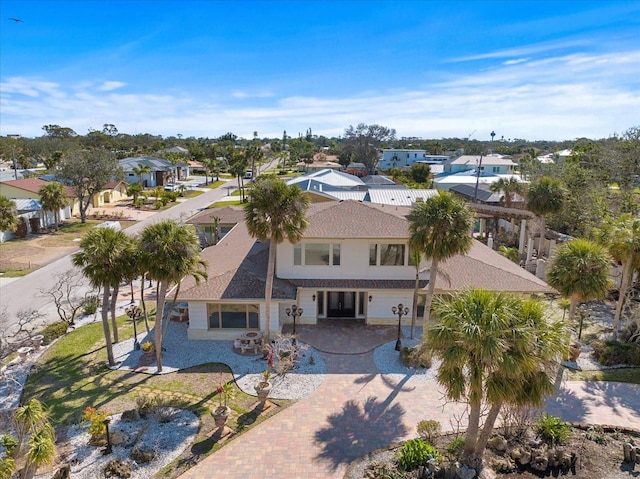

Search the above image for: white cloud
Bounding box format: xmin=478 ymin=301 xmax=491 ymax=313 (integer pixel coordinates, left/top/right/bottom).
xmin=98 ymin=81 xmax=127 ymax=91
xmin=1 ymin=49 xmax=638 ymax=141
xmin=231 ymin=89 xmax=275 ymax=99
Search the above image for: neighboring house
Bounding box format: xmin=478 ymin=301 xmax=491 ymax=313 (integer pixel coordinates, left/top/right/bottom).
xmin=0 ymin=199 xmax=45 ymax=242
xmin=443 ymin=155 xmax=517 ymax=175
xmin=449 ymin=184 xmax=525 ymax=207
xmin=0 ymin=178 xmax=76 ymax=219
xmin=119 ymin=156 xmax=188 ymax=187
xmin=91 ymin=180 xmax=130 ymax=208
xmin=296 ymin=153 xmax=342 ymax=173
xmin=379 ymin=149 xmax=449 ymax=170
xmin=179 ymin=200 xmax=552 ymax=340
xmin=287 ymin=169 xmax=438 ymax=206
xmin=345 ymin=163 xmax=369 ymax=177
xmin=433 ymin=170 xmax=524 ymax=192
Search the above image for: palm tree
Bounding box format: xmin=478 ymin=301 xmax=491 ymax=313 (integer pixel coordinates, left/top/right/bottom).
xmin=72 ymin=227 xmax=132 ymax=364
xmin=38 ymin=182 xmax=68 ymax=231
xmin=1 ymin=398 xmax=56 ymax=479
xmin=490 ymin=177 xmax=524 ymax=208
xmin=132 ymin=164 xmax=151 ymax=186
xmin=408 ymin=191 xmax=473 ymax=332
xmin=546 ymin=239 xmax=612 ymax=329
xmin=127 ymin=183 xmax=143 ymax=205
xmin=428 ymin=289 xmax=566 ymax=470
xmin=118 ymin=238 xmax=150 ymax=334
xmin=0 ymin=194 xmax=18 ymax=234
xmin=598 ymin=214 xmax=640 ymax=338
xmin=244 ymin=176 xmax=310 ymax=343
xmin=526 ymin=177 xmax=566 ymax=254
xmin=139 ymin=220 xmax=208 ymax=372
xmin=229 ymin=160 xmax=248 ymax=201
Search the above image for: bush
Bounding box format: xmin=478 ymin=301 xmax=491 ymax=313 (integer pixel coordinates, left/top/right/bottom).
xmin=446 ymin=436 xmax=465 ymax=458
xmin=399 ymin=345 xmax=432 ymax=369
xmin=82 ymin=407 xmax=109 ymax=438
xmin=397 ymin=438 xmax=438 ymax=471
xmin=40 ymin=321 xmax=68 ymax=345
xmin=82 ymin=295 xmax=100 ymax=315
xmin=536 ymin=413 xmax=572 ymax=447
xmin=416 ymin=420 xmax=440 ymax=444
xmin=591 ymin=339 xmax=640 ymax=366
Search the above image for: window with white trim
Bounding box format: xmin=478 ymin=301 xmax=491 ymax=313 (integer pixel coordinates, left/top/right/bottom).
xmin=207 ymin=304 xmax=260 ymax=329
xmin=293 ymin=243 xmax=341 ymax=266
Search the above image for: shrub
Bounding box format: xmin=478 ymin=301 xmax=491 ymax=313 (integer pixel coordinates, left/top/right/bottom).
xmin=446 ymin=436 xmax=465 ymax=458
xmin=399 ymin=345 xmax=432 ymax=369
xmin=591 ymin=339 xmax=640 ymax=366
xmin=416 ymin=420 xmax=440 ymax=444
xmin=141 ymin=341 xmax=155 ymax=353
xmin=153 ymin=200 xmax=163 ymax=209
xmin=82 ymin=407 xmax=109 ymax=438
xmin=82 ymin=295 xmax=100 ymax=315
xmin=536 ymin=413 xmax=572 ymax=447
xmin=40 ymin=321 xmax=68 ymax=345
xmin=397 ymin=438 xmax=438 ymax=472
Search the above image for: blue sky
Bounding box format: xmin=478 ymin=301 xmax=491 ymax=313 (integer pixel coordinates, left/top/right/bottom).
xmin=1 ymin=0 xmax=639 ymax=140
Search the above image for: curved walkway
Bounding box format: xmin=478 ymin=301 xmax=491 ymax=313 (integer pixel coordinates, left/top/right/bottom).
xmin=180 ymin=328 xmax=640 ymax=479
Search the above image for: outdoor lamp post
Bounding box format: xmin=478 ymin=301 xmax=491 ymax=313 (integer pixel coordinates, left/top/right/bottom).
xmin=125 ymin=303 xmax=143 ymax=351
xmin=285 ymin=304 xmax=303 ymax=344
xmin=102 ymin=418 xmax=112 ymax=455
xmin=392 ymin=303 xmax=409 ymax=352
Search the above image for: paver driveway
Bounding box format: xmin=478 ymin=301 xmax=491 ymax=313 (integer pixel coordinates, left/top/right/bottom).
xmin=180 ymin=325 xmax=640 ymax=479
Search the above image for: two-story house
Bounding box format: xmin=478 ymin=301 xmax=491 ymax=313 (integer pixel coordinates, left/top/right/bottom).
xmin=379 ymin=149 xmax=450 ymax=170
xmin=179 ymin=200 xmax=552 ymax=340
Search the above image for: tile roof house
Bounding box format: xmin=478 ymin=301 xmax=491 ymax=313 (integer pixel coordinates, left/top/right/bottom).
xmin=179 ymin=200 xmax=552 ymax=340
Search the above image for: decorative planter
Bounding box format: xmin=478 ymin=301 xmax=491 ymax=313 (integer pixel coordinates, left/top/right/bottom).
xmin=212 ymin=406 xmax=230 ymax=428
xmin=254 ymin=381 xmax=272 ymax=404
xmin=30 ymin=334 xmax=44 ymax=350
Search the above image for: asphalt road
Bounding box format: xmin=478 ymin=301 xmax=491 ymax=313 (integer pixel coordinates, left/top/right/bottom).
xmin=0 ymin=162 xmax=280 ymax=338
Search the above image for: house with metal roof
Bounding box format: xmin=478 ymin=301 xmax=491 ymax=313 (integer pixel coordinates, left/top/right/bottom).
xmin=179 ymin=200 xmax=552 ymax=340
xmin=119 ymin=156 xmax=188 ymax=187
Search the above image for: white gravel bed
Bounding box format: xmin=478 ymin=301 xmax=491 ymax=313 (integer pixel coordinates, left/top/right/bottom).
xmin=37 ymin=409 xmax=198 ymax=479
xmin=374 ymin=326 xmax=440 ymax=383
xmin=112 ymin=321 xmax=327 ymax=400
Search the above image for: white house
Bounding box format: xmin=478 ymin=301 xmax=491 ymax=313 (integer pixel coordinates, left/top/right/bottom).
xmin=179 ymin=200 xmax=552 ymax=340
xmin=119 ymin=156 xmax=189 ymax=187
xmin=379 ymin=149 xmax=449 ymax=170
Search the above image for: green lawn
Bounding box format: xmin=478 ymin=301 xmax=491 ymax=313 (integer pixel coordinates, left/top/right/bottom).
xmin=21 ymin=311 xmax=291 ymax=478
xmin=564 ymin=367 xmax=640 ymax=383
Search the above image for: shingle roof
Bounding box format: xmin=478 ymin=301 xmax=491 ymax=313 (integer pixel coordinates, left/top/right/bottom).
xmin=0 ymin=178 xmax=74 ymax=197
xmin=438 ymin=241 xmax=552 ymax=294
xmin=119 ymin=156 xmax=176 ymax=171
xmin=177 ymin=222 xmax=297 ymax=301
xmin=187 ymin=205 xmax=246 ymax=225
xmin=178 ymin=200 xmax=552 ymax=301
xmin=304 ymin=200 xmax=410 ymax=238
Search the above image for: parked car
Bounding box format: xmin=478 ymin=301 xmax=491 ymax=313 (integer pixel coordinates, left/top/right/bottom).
xmin=164 ymin=184 xmax=177 ymax=192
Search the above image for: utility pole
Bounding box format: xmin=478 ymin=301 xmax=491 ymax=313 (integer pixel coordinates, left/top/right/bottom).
xmin=12 ymin=146 xmax=18 ymax=180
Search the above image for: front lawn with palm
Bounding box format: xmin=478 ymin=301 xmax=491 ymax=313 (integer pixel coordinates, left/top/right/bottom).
xmin=21 ymin=314 xmax=291 ymax=478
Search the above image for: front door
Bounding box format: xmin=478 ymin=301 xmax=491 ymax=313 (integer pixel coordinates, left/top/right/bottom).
xmin=327 ymin=291 xmax=356 ymax=318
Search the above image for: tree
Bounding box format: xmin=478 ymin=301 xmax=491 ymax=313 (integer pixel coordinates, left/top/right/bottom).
xmin=245 ymin=141 xmax=265 ymax=178
xmin=244 ymin=176 xmax=310 ymax=343
xmin=139 ymin=220 xmax=207 ymax=372
xmin=546 ymin=239 xmax=612 ymax=330
xmin=428 ymin=289 xmax=566 ymax=470
xmin=598 ymin=215 xmax=640 ymax=338
xmin=0 ymin=195 xmax=18 ymax=234
xmin=342 ymin=123 xmax=396 ymax=173
xmin=289 ymin=138 xmax=315 ymax=171
xmin=526 ymin=176 xmax=566 ymax=249
xmin=1 ymin=398 xmax=56 ymax=479
xmin=410 ymin=163 xmax=431 ymax=184
xmin=126 ymin=182 xmax=143 ymax=205
xmin=132 ymin=164 xmax=151 ymax=186
xmin=490 ymin=177 xmax=524 ymax=208
xmin=42 ymin=124 xmax=76 ymax=138
xmin=38 ymin=181 xmax=68 ymax=231
xmin=229 ymin=157 xmax=249 ymax=201
xmin=59 ymin=149 xmax=122 ymax=223
xmin=408 ymin=191 xmax=473 ymax=331
xmin=39 ymin=270 xmax=96 ymax=326
xmin=42 ymin=150 xmax=63 ymax=171
xmin=72 ymin=227 xmax=132 ymax=365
